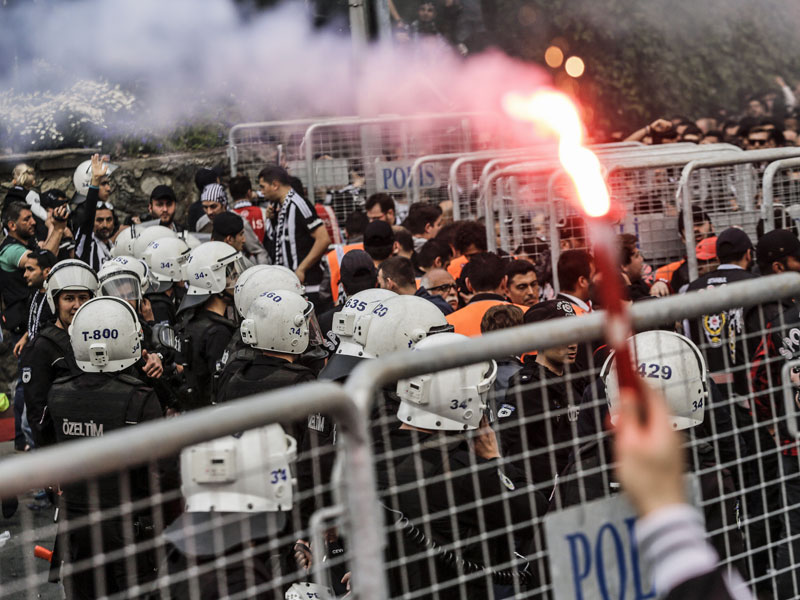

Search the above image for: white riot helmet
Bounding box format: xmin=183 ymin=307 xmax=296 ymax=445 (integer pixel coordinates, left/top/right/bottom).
xmin=131 ymin=225 xmax=176 ymax=259
xmin=354 ymin=295 xmax=453 ymax=358
xmin=240 ymin=290 xmax=313 ymax=354
xmin=181 ymin=424 xmax=296 ymax=513
xmin=69 ymin=297 xmax=142 ymax=373
xmin=179 ymin=241 xmax=248 ymax=312
xmin=397 ymin=333 xmax=497 ymax=431
xmin=601 ymin=330 xmax=708 ymax=431
xmin=234 ymin=265 xmax=305 ymax=319
xmin=319 ymin=288 xmax=397 ymax=381
xmin=111 ymin=226 xmax=137 ymax=258
xmin=44 ymin=259 xmax=99 ymax=312
xmin=72 ymin=158 xmax=118 ymax=199
xmin=285 ymin=583 xmax=333 ymax=600
xmin=97 ymin=255 xmax=151 ymax=300
xmin=165 ymin=424 xmax=297 ymax=557
xmin=143 ymin=237 xmax=190 ymax=292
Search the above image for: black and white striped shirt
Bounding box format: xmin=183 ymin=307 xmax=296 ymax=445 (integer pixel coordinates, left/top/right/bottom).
xmin=265 ymin=189 xmax=324 ymax=286
xmin=74 ymin=186 xmax=113 ymax=272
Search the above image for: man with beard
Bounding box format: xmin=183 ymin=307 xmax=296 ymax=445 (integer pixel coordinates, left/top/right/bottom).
xmin=75 ymin=154 xmax=118 ymax=271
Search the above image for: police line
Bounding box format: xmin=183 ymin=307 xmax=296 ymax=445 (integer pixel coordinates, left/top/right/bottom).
xmin=1 ymin=272 xmax=799 ymax=598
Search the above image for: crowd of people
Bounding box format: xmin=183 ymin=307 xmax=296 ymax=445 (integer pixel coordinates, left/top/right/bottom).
xmin=624 ymin=76 xmax=800 ymax=150
xmin=0 ymin=141 xmax=796 ymax=599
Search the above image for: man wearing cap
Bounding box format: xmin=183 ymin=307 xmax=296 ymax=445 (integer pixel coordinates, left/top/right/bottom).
xmin=187 ymin=166 xmax=222 ymax=233
xmin=211 ymin=212 xmax=246 ymax=253
xmin=318 ymin=250 xmax=377 ymax=352
xmin=363 ymin=220 xmax=395 ymax=267
xmin=199 ymin=183 xmax=268 ymax=264
xmin=501 ymin=300 xmax=585 ymax=495
xmin=148 ymin=185 xmax=183 ymax=231
xmin=685 ymin=228 xmax=755 ymax=399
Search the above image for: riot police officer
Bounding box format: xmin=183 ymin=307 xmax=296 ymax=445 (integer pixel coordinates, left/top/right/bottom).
xmin=163 ymin=424 xmax=298 ymax=599
xmin=378 ymin=333 xmax=547 ymax=599
xmin=178 ymin=241 xmax=247 ymax=409
xmin=215 ymin=265 xmax=308 ymax=397
xmin=217 ymin=290 xmax=316 ymax=438
xmin=48 ymin=296 xmax=163 ymax=599
xmin=141 ymin=235 xmax=190 ymax=326
xmin=22 ymin=259 xmax=98 ymax=448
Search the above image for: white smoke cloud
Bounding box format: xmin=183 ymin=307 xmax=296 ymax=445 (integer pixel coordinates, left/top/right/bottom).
xmin=0 ymin=0 xmax=548 ymax=147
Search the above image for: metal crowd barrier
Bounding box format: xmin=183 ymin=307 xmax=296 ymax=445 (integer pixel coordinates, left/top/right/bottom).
xmin=2 ymin=275 xmax=800 ymax=598
xmin=677 ymin=148 xmax=800 ymax=281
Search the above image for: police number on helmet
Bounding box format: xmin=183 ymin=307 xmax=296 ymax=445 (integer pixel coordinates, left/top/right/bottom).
xmin=81 ymin=329 xmax=119 ymax=341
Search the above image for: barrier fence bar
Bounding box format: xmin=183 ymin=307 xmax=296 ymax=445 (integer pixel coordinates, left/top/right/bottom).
xmin=344 ymin=272 xmax=800 ymax=599
xmin=677 ymin=147 xmax=800 ymax=281
xmin=761 ymin=156 xmax=800 ymax=234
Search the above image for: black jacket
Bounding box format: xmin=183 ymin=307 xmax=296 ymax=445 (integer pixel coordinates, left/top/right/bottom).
xmin=22 ymin=324 xmax=79 ymax=447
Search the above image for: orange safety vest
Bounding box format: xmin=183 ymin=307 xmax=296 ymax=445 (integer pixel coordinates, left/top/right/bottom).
xmin=447 ymin=255 xmax=469 ymax=280
xmin=653 ymin=259 xmax=684 ymax=293
xmin=446 ymin=300 xmax=529 ymax=337
xmin=327 ymin=243 xmax=364 ymax=304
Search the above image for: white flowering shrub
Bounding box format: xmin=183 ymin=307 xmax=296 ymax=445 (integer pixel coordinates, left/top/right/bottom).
xmin=0 ymin=80 xmax=136 ymax=152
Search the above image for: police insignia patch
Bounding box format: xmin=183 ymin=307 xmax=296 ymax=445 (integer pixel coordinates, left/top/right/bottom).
xmin=497 ymin=404 xmax=515 ymax=418
xmin=498 ymin=469 xmax=516 ymax=491
xmin=702 ymin=313 xmax=726 ymax=347
xmin=21 ymin=368 xmax=31 ymax=384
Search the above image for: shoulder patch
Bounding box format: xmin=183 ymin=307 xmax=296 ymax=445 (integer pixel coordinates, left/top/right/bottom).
xmin=21 ymin=367 xmax=31 ymax=384
xmin=498 ymin=469 xmax=516 ymax=491
xmin=497 ymin=404 xmax=515 ymax=418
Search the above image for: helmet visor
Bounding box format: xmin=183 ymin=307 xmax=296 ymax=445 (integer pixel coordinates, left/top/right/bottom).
xmin=100 ymin=272 xmax=142 ymax=301
xmin=306 ymin=302 xmax=324 ymax=348
xmin=224 ymin=255 xmax=250 ymax=290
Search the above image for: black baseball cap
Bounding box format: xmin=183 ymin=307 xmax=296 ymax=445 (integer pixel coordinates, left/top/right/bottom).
xmin=524 ymin=299 xmax=577 ymax=324
xmin=364 ymin=221 xmax=394 ymax=248
xmin=212 ymin=212 xmax=244 ymax=237
xmin=150 ymin=184 xmax=177 ymax=203
xmin=40 ymin=189 xmax=68 ymax=209
xmin=340 ymin=250 xmax=377 ymax=295
xmin=716 ymin=227 xmax=753 ymax=261
xmin=756 ymin=229 xmax=800 ymax=266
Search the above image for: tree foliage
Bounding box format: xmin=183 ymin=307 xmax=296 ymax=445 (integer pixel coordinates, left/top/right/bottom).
xmin=491 ymin=0 xmax=800 ymax=134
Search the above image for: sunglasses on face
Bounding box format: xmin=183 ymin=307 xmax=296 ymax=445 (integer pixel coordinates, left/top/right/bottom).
xmin=428 ymin=283 xmax=457 ymax=293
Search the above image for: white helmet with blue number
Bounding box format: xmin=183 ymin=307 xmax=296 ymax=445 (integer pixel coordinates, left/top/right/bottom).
xmin=240 ymin=290 xmax=313 ymax=354
xmin=179 ymin=241 xmax=248 ymax=312
xmin=318 ymin=288 xmax=397 ymax=381
xmin=69 ymin=296 xmax=142 ymax=373
xmin=181 ymin=424 xmax=297 ymax=514
xmin=165 ymin=424 xmax=297 ymax=557
xmin=142 ymin=237 xmax=190 ymax=292
xmin=601 ymin=330 xmax=708 ymax=431
xmin=397 ymin=333 xmax=497 ymax=431
xmin=131 ymin=225 xmax=177 ymax=259
xmin=354 ymin=295 xmax=453 ymax=358
xmin=234 ymin=265 xmax=305 ymax=319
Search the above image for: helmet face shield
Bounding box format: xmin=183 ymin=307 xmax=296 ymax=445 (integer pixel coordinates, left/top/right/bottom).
xmin=307 ymin=303 xmax=324 ymax=348
xmin=224 ymin=255 xmax=249 ymax=290
xmin=100 ymin=271 xmax=142 ymax=301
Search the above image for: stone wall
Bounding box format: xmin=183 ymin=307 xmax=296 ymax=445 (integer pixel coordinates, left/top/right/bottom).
xmin=0 ymin=147 xmax=229 ymax=399
xmin=1 ymin=147 xmax=229 ymax=222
